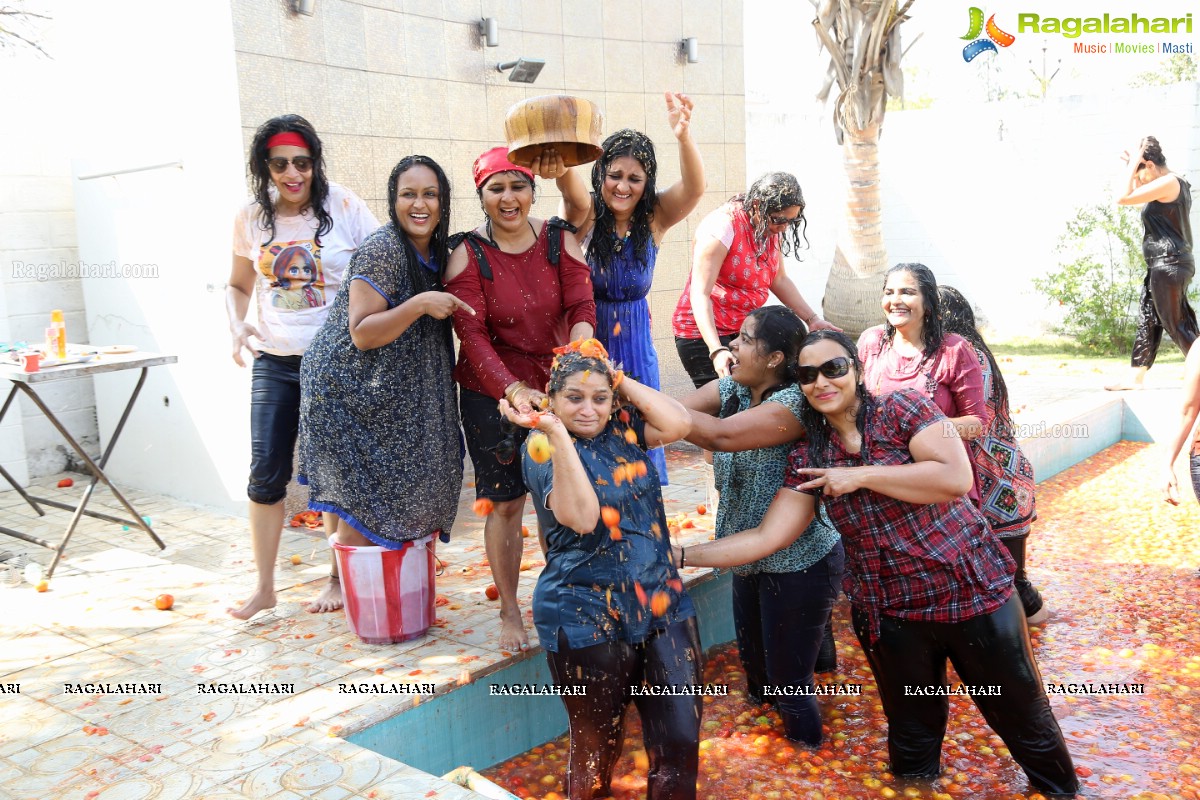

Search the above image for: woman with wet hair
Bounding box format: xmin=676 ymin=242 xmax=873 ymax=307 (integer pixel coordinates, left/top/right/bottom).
xmin=676 ymin=330 xmax=1079 ymax=799
xmin=681 ymin=305 xmax=843 ymax=745
xmin=858 ymin=263 xmax=987 ymax=499
xmin=502 ymin=340 xmax=700 ymax=800
xmin=551 ymin=93 xmax=705 ymax=482
xmin=1107 ymin=135 xmax=1197 ymax=391
xmin=445 ymin=147 xmax=596 ymax=652
xmin=299 ymin=155 xmax=466 ymax=579
xmin=939 ymin=286 xmax=1047 ymax=624
xmin=672 ymin=171 xmax=837 ymax=391
xmin=226 ymin=114 xmax=379 ymax=620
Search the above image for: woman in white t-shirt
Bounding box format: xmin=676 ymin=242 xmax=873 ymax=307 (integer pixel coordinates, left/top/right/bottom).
xmin=225 ymin=114 xmax=379 ymax=620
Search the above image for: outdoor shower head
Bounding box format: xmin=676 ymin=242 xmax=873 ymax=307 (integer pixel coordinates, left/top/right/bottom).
xmin=496 ymin=58 xmax=545 ymax=84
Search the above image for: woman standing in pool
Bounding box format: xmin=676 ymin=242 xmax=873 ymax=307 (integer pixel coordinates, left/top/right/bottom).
xmin=504 ymin=339 xmax=700 ymax=800
xmin=1108 ymin=136 xmax=1197 ymax=391
xmin=939 ymin=285 xmax=1047 ymax=624
xmin=676 ymin=330 xmax=1079 ymax=798
xmin=858 ymin=263 xmax=987 ymax=500
xmin=681 ymin=306 xmax=843 ymax=745
xmin=553 ymin=92 xmax=706 ymax=482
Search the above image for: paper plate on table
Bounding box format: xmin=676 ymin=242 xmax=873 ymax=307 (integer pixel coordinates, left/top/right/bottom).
xmin=100 ymin=345 xmax=138 ymax=355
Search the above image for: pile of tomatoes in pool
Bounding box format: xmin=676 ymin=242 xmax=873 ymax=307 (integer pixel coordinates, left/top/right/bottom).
xmin=484 ymin=442 xmax=1200 ymax=799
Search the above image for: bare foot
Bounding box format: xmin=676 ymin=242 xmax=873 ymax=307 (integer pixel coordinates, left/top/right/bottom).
xmin=306 ymin=576 xmax=343 ymax=613
xmin=227 ymin=588 xmax=276 ymax=620
xmin=1104 ymin=383 xmax=1144 ymax=391
xmin=499 ymin=610 xmax=529 ymax=652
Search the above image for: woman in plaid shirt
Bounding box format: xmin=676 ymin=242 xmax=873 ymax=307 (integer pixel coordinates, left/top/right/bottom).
xmin=675 ymin=331 xmax=1078 ymax=798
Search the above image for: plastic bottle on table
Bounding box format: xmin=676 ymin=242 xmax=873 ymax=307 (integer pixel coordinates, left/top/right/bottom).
xmin=50 ymin=309 xmax=66 ymax=359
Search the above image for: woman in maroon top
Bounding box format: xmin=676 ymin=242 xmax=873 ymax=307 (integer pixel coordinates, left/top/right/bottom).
xmin=445 ymin=147 xmax=596 ymax=652
xmin=675 ymin=334 xmax=1078 ymax=798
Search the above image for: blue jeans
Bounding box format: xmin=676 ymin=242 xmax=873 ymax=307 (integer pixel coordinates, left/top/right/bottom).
xmin=248 ymin=353 xmax=302 ymax=504
xmin=732 ymin=540 xmax=845 ymax=745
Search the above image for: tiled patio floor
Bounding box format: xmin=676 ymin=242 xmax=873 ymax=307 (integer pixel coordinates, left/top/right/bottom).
xmin=0 ymin=445 xmax=719 ymax=800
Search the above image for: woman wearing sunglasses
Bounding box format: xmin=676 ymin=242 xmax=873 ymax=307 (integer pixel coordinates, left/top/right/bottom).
xmin=226 ymin=114 xmax=379 ymax=620
xmin=445 ymin=147 xmax=596 ymax=652
xmin=858 ymin=263 xmax=987 ymax=501
xmin=675 ymin=331 xmax=1079 ymax=799
xmin=680 ymin=306 xmax=843 ymax=746
xmin=672 ymin=171 xmax=838 ymax=391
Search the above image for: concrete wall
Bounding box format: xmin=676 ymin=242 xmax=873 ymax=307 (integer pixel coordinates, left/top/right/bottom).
xmin=0 ymin=31 xmax=97 ymax=484
xmin=1 ymin=0 xmax=745 ymax=509
xmin=230 ymin=0 xmax=747 ymax=396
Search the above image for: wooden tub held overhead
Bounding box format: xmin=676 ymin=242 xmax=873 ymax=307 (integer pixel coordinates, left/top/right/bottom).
xmin=504 ymin=95 xmax=605 ymax=168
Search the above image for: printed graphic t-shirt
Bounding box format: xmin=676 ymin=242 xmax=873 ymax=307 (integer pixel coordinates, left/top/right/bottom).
xmin=232 ymin=182 xmax=379 ymax=355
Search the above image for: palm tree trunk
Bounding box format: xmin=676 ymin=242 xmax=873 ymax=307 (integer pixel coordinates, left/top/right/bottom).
xmin=822 ymin=123 xmax=888 ymax=339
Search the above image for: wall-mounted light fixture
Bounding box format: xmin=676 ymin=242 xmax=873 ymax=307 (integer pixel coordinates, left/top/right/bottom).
xmin=497 ymin=58 xmax=545 ymax=84
xmin=293 ymin=0 xmax=315 ymax=16
xmin=681 ymin=37 xmax=700 ymax=64
xmin=479 ymin=17 xmax=499 ymax=47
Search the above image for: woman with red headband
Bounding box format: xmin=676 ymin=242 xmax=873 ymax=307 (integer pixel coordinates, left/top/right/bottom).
xmin=226 ymin=115 xmax=379 ymax=620
xmin=445 ymin=147 xmax=596 ymax=652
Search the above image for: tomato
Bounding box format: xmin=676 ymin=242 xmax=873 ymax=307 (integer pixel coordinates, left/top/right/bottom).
xmin=154 ymin=594 xmax=174 ymax=610
xmin=57 ymin=478 xmax=74 ymax=488
xmin=696 ymin=503 xmax=708 ymax=515
xmin=600 ymin=506 xmax=621 ymax=527
xmin=473 ymin=498 xmax=495 ymax=516
xmin=527 ymin=433 xmax=553 ymax=464
xmin=485 ymin=584 xmax=500 ymax=601
xmin=649 ymin=591 xmax=670 ymax=617
xmin=35 ymin=580 xmax=49 ymax=593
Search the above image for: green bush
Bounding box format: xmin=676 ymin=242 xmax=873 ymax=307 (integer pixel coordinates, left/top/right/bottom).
xmin=1034 ymin=203 xmax=1144 ymax=354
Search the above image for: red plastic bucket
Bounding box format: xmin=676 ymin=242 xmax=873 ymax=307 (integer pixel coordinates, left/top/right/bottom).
xmin=330 ymin=533 xmax=437 ymax=644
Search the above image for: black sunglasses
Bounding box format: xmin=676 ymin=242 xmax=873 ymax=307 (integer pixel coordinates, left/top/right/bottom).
xmin=797 ymin=356 xmax=852 ymax=385
xmin=266 ymin=156 xmax=314 ymax=174
xmin=767 ymin=213 xmax=801 ymax=226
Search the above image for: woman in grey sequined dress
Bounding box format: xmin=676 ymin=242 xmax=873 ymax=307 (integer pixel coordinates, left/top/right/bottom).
xmin=300 ymin=156 xmax=469 ymax=573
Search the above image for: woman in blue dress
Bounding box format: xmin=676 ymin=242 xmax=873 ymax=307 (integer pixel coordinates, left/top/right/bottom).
xmin=551 ymin=92 xmax=706 ymax=483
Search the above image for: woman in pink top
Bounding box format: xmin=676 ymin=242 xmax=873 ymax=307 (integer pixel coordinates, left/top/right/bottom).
xmin=672 ymin=172 xmax=838 ymax=390
xmin=858 ymin=263 xmax=987 ymax=470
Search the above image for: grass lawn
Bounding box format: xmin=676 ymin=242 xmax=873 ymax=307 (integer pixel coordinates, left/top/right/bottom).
xmin=991 ymin=336 xmax=1186 ymax=384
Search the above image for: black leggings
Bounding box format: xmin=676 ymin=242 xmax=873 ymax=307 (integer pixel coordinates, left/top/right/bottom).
xmin=1130 ymin=259 xmax=1198 ymax=368
xmin=546 ymin=619 xmax=703 ymax=800
xmin=851 ymin=596 xmax=1078 ymax=797
xmin=999 ymin=534 xmax=1045 ymax=618
xmin=732 ymin=541 xmax=844 ymax=745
